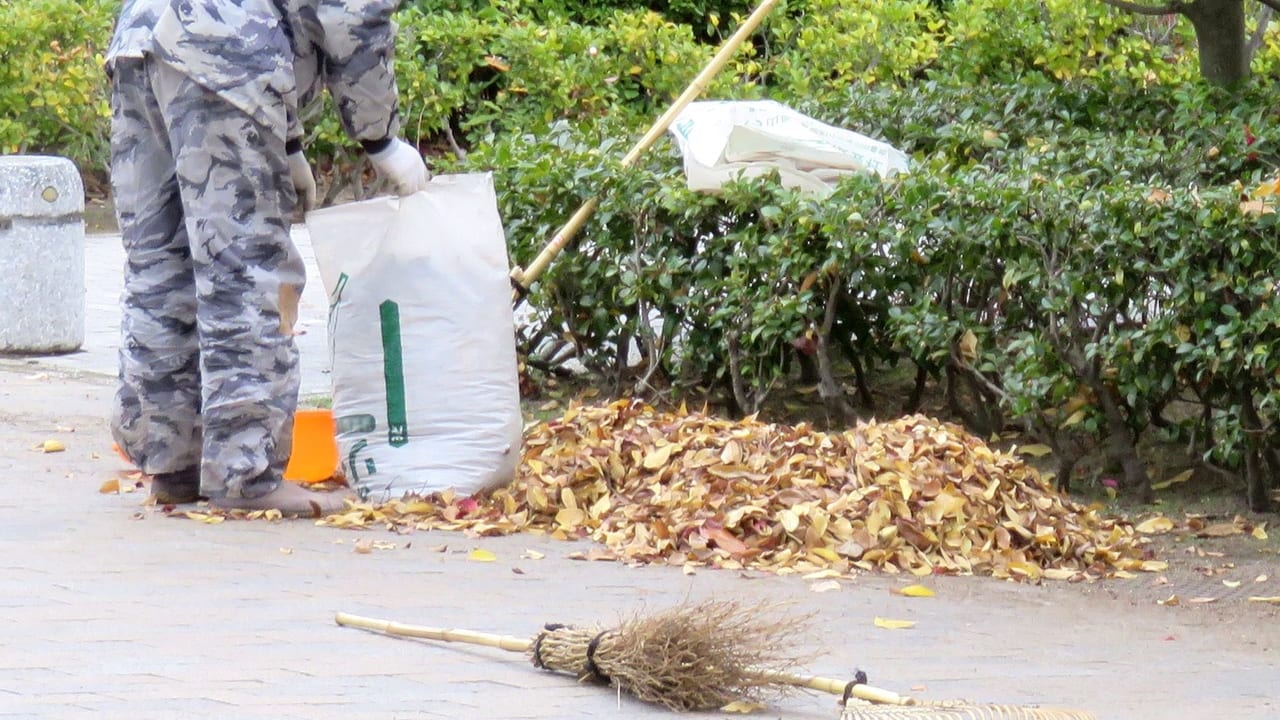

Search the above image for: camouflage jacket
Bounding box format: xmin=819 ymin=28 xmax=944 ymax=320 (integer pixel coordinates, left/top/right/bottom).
xmin=107 ymin=0 xmax=402 ymax=147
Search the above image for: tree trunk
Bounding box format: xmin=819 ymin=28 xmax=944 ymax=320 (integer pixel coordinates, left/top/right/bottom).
xmin=1096 ymin=385 xmax=1152 ymax=503
xmin=815 ymin=280 xmax=857 ymax=426
xmin=1184 ymin=0 xmax=1249 ymax=86
xmin=1238 ymin=381 xmax=1275 ymax=512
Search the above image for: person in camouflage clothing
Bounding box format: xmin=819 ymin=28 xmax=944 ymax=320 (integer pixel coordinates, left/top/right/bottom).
xmin=106 ymin=0 xmax=429 ymax=515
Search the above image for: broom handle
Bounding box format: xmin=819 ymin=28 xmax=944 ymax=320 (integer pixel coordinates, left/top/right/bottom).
xmin=510 ymin=0 xmax=781 ymax=300
xmin=337 ymin=613 xmax=913 ymax=706
xmin=756 ymin=671 xmax=915 ymax=706
xmin=335 ymin=612 xmax=533 ymax=653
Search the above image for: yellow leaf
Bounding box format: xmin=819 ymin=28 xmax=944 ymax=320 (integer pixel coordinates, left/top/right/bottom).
xmin=1223 ymin=580 xmax=1242 ymax=588
xmin=560 ymin=486 xmax=578 ymax=510
xmin=779 ymin=509 xmax=800 ymax=533
xmin=642 ymin=444 xmax=675 ymax=469
xmin=1150 ymin=469 xmax=1193 ymax=491
xmin=958 ymin=329 xmax=978 ymax=363
xmin=1247 ymin=596 xmax=1280 ymax=604
xmin=721 ymin=700 xmax=767 ymax=714
xmin=1008 ymin=561 xmax=1042 ymax=580
xmin=1016 ymin=444 xmax=1052 ymax=458
xmin=894 ymin=584 xmax=936 ymax=598
xmin=1252 ymin=524 xmax=1268 ymax=541
xmin=484 ymin=55 xmax=510 ymax=72
xmin=99 ymin=478 xmax=120 ymax=494
xmin=183 ymin=512 xmax=224 ymax=524
xmin=555 ymin=507 xmax=586 ymax=529
xmin=1135 ymin=516 xmax=1175 ymax=534
xmin=468 ymin=548 xmax=497 ymax=562
xmin=1157 ymin=594 xmax=1180 ymax=606
xmin=1187 ymin=596 xmax=1218 ymax=604
xmin=41 ymin=439 xmax=66 ymax=453
xmin=1240 ymin=199 xmax=1275 ymax=216
xmin=874 ymin=617 xmax=917 ymax=630
xmin=522 ymin=549 xmax=545 ymax=560
xmin=1059 ymin=409 xmax=1087 ymax=428
xmin=1043 ymin=568 xmax=1079 ymax=581
xmin=810 ymin=547 xmax=840 ymax=563
xmin=1140 ymin=560 xmax=1168 ymax=572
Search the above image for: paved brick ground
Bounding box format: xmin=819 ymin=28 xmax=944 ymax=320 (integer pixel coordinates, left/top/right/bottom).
xmin=0 ymin=231 xmax=1276 ymax=720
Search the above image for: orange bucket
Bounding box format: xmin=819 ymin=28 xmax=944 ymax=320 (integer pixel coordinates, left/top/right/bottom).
xmin=284 ymin=408 xmax=340 ymax=484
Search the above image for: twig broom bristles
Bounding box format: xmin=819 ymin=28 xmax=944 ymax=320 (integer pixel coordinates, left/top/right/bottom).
xmin=335 ymin=600 xmax=913 ymax=711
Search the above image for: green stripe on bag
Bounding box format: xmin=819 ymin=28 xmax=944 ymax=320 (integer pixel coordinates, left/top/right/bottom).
xmin=380 ymin=300 xmax=408 ymax=447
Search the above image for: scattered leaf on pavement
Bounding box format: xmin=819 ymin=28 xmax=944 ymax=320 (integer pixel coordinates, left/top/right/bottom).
xmin=721 ymin=700 xmax=767 ymax=713
xmin=894 ymin=584 xmax=936 ymax=598
xmin=874 ymin=617 xmax=917 ymax=630
xmin=468 ymin=548 xmax=496 ymax=562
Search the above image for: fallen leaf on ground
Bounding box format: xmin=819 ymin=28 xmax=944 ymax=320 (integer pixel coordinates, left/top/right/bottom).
xmin=99 ymin=478 xmax=120 ymax=494
xmin=522 ymin=549 xmax=545 ymax=560
xmin=894 ymin=584 xmax=936 ymax=598
xmin=40 ymin=440 xmax=66 ymax=453
xmin=1150 ymin=469 xmax=1193 ymax=491
xmin=1157 ymin=595 xmax=1180 ymax=606
xmin=468 ymin=548 xmax=496 ymax=562
xmin=810 ymin=580 xmax=841 ymax=593
xmin=721 ymin=700 xmax=767 ymax=713
xmin=1187 ymin=597 xmax=1218 ymax=604
xmin=1135 ymin=516 xmax=1175 ymax=534
xmin=1253 ymin=524 xmax=1268 ymax=541
xmin=1248 ymin=596 xmax=1280 ymax=604
xmin=1223 ymin=580 xmax=1242 ymax=589
xmin=354 ymin=538 xmax=374 ymax=554
xmin=1197 ymin=522 xmax=1243 ymax=538
xmin=183 ymin=512 xmax=224 ymax=524
xmin=874 ymin=617 xmax=917 ymax=630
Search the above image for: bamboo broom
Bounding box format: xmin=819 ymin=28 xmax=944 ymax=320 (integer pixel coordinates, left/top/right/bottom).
xmin=335 ymin=601 xmax=913 ymax=711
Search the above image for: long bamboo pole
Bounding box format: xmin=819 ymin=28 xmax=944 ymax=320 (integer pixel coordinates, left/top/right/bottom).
xmin=335 ymin=611 xmax=914 ymax=706
xmin=509 ymin=0 xmax=781 ymax=302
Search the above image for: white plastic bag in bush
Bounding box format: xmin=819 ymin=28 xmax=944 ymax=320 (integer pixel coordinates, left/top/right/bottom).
xmin=668 ymin=100 xmax=909 ymax=195
xmin=305 ymin=173 xmax=522 ymax=501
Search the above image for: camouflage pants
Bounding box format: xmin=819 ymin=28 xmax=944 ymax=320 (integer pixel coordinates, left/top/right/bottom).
xmin=109 ymin=56 xmax=305 ymax=499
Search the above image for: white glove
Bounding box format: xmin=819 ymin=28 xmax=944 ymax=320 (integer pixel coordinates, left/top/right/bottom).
xmin=288 ymin=150 xmax=317 ymax=211
xmin=368 ymin=138 xmax=430 ymax=196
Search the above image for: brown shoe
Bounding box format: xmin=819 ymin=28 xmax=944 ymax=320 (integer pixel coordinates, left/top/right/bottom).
xmin=210 ymin=480 xmax=350 ymax=518
xmin=150 ymin=469 xmax=203 ymax=504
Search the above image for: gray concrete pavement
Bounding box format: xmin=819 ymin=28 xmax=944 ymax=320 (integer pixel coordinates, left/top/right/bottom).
xmin=0 ymin=230 xmax=1277 ymax=720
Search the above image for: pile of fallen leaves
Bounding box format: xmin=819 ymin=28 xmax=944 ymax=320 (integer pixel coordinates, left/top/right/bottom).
xmin=321 ymin=400 xmax=1163 ymax=581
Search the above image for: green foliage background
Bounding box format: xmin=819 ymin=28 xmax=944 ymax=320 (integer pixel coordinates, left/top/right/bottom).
xmin=3 ymin=0 xmax=1279 ymax=508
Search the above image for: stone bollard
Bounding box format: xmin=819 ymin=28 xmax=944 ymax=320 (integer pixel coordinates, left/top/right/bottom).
xmin=0 ymin=155 xmax=86 ymax=354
